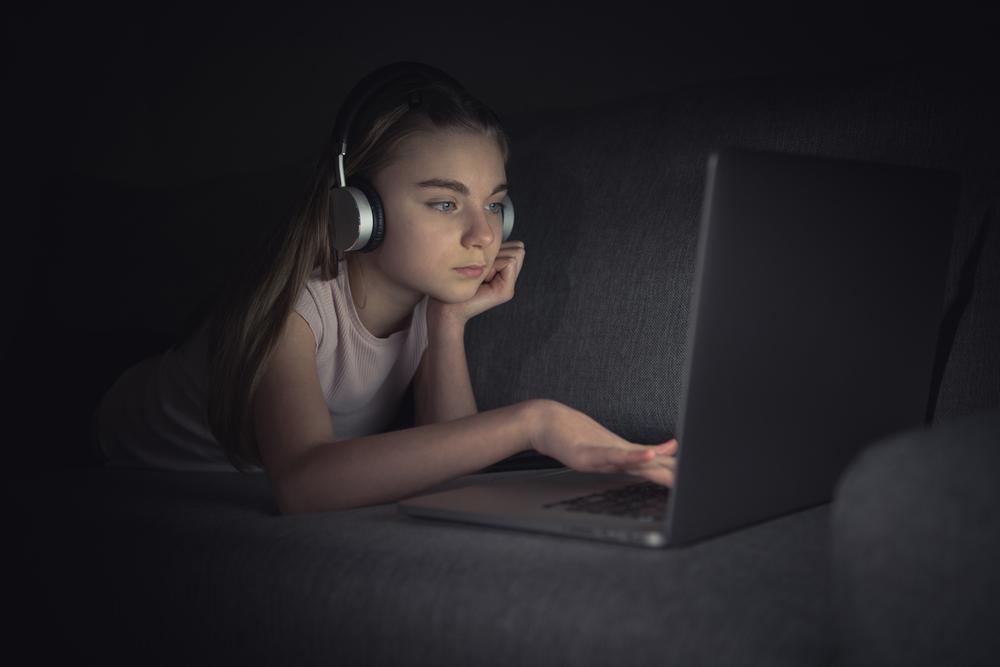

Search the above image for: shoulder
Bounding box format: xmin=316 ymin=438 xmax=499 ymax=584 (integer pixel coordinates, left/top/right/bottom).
xmin=292 ymin=267 xmax=342 ymax=351
xmin=261 ymin=309 xmax=327 ymax=405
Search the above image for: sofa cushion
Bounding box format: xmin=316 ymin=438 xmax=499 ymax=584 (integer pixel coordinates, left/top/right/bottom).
xmin=831 ymin=408 xmax=1000 ymax=666
xmin=9 ymin=467 xmax=835 ymax=666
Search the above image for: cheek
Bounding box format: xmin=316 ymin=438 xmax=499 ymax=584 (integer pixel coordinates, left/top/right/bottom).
xmin=391 ymin=205 xmax=449 ymax=241
xmin=382 ymin=212 xmax=433 ymax=251
xmin=381 ymin=231 xmax=444 ymax=276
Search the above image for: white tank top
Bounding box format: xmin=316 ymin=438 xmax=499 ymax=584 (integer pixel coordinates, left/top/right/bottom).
xmin=96 ymin=259 xmax=429 ymax=472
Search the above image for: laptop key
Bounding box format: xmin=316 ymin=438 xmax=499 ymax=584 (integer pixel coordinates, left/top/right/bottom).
xmin=543 ymin=482 xmax=670 ymax=521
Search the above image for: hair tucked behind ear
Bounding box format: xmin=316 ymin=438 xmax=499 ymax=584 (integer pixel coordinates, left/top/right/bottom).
xmin=205 ymin=69 xmax=510 ymax=473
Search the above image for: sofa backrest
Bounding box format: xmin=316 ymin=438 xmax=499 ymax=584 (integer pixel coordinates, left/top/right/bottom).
xmin=464 ymin=62 xmax=1000 ymax=444
xmin=12 ymin=62 xmax=997 ymax=471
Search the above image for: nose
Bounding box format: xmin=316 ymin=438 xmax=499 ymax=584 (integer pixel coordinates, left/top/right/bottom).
xmin=462 ymin=205 xmax=496 ymax=249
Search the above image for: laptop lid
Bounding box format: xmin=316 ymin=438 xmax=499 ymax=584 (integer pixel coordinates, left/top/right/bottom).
xmin=664 ymin=147 xmax=961 ymax=545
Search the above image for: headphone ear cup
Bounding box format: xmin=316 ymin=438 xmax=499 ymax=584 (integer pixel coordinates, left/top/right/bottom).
xmin=500 ymin=194 xmax=515 ymax=241
xmin=348 ymin=176 xmax=385 ymax=252
xmin=329 ymin=185 xmax=367 ymax=252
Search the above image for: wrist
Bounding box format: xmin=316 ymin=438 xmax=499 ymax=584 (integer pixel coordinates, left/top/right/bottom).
xmin=426 ymin=312 xmax=466 ymax=342
xmin=516 ymin=399 xmax=552 ymax=455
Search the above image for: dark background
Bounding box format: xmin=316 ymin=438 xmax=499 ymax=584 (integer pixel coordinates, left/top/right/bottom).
xmin=8 ymin=2 xmax=995 ymax=188
xmin=3 ymin=1 xmax=996 ymax=468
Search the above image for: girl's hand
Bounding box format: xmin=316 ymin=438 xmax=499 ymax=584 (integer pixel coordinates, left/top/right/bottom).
xmin=428 ymin=241 xmax=525 ymax=326
xmin=526 ymin=399 xmax=678 ymax=487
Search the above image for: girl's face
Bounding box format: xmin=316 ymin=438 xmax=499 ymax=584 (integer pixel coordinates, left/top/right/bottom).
xmin=367 ymin=128 xmax=508 ymax=303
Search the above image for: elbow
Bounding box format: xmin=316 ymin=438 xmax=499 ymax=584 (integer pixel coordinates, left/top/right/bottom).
xmin=265 ymin=456 xmax=304 ymax=515
xmin=266 ymin=438 xmax=390 ymax=514
xmin=272 ymin=479 xmax=308 ymax=515
xmin=270 ymin=464 xmax=323 ymax=515
xmin=273 ymin=485 xmax=341 ymax=515
xmin=270 ymin=466 xmax=359 ymax=515
xmin=267 ymin=446 xmax=338 ymax=515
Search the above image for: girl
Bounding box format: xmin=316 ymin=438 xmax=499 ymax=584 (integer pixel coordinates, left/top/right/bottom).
xmin=95 ymin=63 xmax=678 ymax=514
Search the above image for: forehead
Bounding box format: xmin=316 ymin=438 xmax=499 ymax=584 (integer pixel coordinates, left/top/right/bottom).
xmin=386 ymin=129 xmax=506 ymax=182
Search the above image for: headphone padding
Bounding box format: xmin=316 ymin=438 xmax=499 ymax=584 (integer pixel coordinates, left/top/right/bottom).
xmin=329 ymin=186 xmax=372 ymax=252
xmin=349 ymin=176 xmax=385 ymax=252
xmin=501 ymin=194 xmax=515 ymax=241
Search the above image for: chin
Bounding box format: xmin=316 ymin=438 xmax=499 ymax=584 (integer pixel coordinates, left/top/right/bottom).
xmin=432 ymin=283 xmax=480 ymax=304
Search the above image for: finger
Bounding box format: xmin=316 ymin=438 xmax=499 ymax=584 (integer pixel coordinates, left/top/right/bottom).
xmin=498 ymin=247 xmax=525 ymax=258
xmin=649 ymin=439 xmax=678 ymax=453
xmin=630 ymin=456 xmax=677 ymax=472
xmin=504 ymin=253 xmax=523 ymax=283
xmin=494 ymin=247 xmax=524 ymax=265
xmin=490 ymin=257 xmax=514 ymax=271
xmin=625 ymin=453 xmax=676 ymax=470
xmin=486 ymin=259 xmax=513 ymax=285
xmin=494 ymin=246 xmax=524 ymax=259
xmin=486 ymin=258 xmax=514 ymax=281
xmin=491 ymin=248 xmax=523 ymax=275
xmin=497 ymin=243 xmax=524 ymax=255
xmin=602 ymin=449 xmax=653 ymax=470
xmin=589 ymin=446 xmax=653 ymax=469
xmin=624 ymin=464 xmax=675 ymax=487
xmin=493 ymin=260 xmax=517 ymax=293
xmin=655 ymin=457 xmax=677 ymax=471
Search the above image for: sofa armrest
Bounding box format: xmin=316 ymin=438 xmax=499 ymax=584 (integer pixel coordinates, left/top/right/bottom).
xmin=831 ymin=410 xmax=1000 ymax=666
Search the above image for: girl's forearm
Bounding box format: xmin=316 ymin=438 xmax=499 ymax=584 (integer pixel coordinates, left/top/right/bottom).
xmin=273 ymin=400 xmax=538 ymax=514
xmin=415 ymin=319 xmax=477 ymax=425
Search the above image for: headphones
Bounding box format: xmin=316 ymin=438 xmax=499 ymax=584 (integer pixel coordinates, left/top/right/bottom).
xmin=328 ymin=61 xmax=514 ymax=253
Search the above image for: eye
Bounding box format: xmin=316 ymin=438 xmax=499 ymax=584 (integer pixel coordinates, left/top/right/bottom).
xmin=487 ymin=202 xmax=504 ymax=215
xmin=429 ymin=201 xmax=456 ymax=213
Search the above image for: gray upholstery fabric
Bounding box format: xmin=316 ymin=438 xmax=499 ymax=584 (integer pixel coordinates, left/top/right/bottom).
xmin=466 ymin=62 xmax=1000 ymax=445
xmin=11 ymin=62 xmax=999 ymax=666
xmin=9 ymin=468 xmax=834 ymax=667
xmin=831 ymin=409 xmax=1000 ymax=667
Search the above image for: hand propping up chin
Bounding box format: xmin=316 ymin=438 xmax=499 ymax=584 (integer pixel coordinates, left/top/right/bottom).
xmin=428 ymin=240 xmax=526 ymax=326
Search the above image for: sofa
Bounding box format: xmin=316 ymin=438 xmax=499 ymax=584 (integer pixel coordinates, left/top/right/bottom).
xmin=7 ymin=61 xmax=999 ymax=666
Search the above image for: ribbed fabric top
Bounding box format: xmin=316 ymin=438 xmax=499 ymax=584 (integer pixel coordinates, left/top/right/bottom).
xmin=96 ymin=259 xmax=429 ymax=472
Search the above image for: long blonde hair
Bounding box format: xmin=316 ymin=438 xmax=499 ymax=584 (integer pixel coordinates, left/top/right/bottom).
xmin=205 ymin=71 xmax=510 ymax=473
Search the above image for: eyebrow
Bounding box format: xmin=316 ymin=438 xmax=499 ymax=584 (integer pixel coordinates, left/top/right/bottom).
xmin=416 ymin=178 xmax=509 ymax=197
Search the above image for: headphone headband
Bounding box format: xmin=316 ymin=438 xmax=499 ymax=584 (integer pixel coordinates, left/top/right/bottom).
xmin=331 ymin=61 xmax=464 ymax=185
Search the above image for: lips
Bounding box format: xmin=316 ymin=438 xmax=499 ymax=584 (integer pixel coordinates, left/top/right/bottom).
xmin=454 ymin=265 xmax=485 ymax=278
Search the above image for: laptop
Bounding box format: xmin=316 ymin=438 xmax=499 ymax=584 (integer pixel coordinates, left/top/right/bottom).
xmin=398 ymin=147 xmax=961 ymax=548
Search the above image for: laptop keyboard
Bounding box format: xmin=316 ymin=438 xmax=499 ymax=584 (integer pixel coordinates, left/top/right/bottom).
xmin=542 ymin=482 xmax=671 ymax=522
